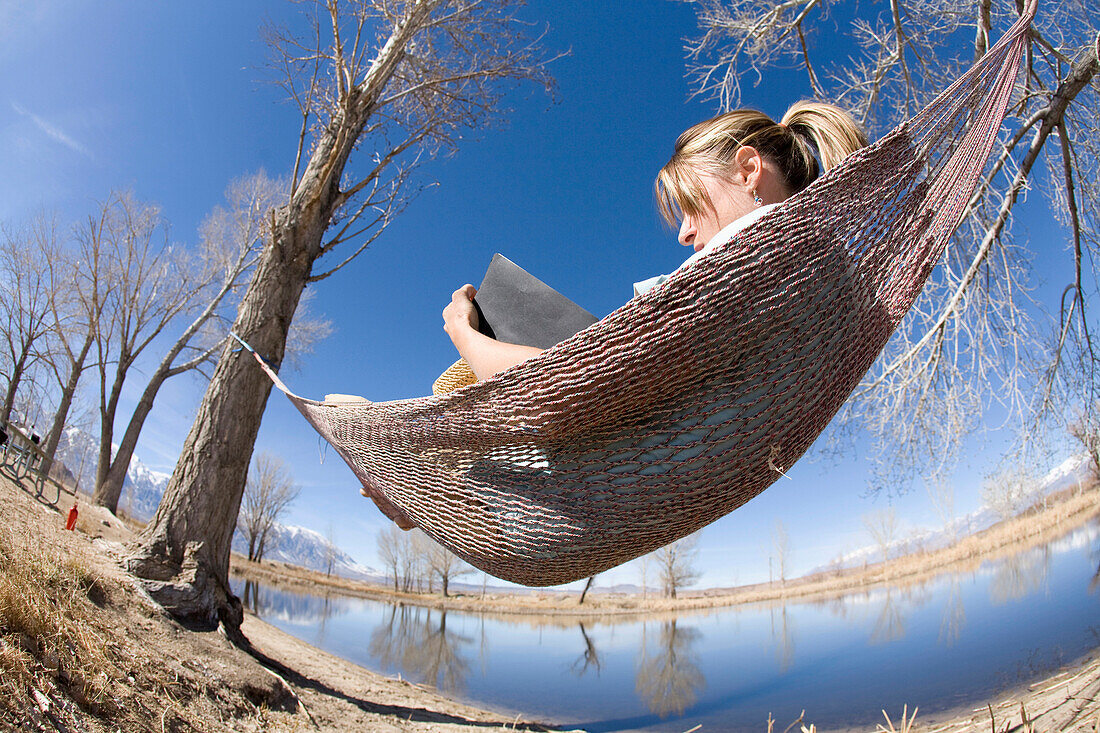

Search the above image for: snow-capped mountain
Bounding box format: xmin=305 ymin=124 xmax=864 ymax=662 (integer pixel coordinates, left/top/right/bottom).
xmin=231 ymin=522 xmax=378 ymax=581
xmin=816 ymin=454 xmax=1094 ymax=572
xmin=54 ymin=426 xmax=170 ymax=521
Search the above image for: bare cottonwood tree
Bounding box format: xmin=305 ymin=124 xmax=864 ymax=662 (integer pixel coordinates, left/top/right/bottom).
xmin=324 ymin=523 xmax=338 ymax=577
xmin=863 ymin=506 xmax=899 ymax=564
xmin=980 ymin=462 xmax=1036 ymax=519
xmin=127 ymin=0 xmax=552 ymax=628
xmin=1067 ymin=406 xmax=1100 ymax=474
xmin=237 ymin=452 xmax=301 ymax=562
xmin=85 ymin=192 xmax=198 ymax=512
xmin=926 ymin=479 xmax=958 ymax=540
xmin=426 ymin=539 xmax=472 ymax=597
xmin=93 ymin=173 xmax=287 ymax=512
xmin=772 ymin=518 xmax=790 ymax=584
xmin=683 ymin=0 xmax=1100 ymax=485
xmin=653 ymin=534 xmax=701 ymax=599
xmin=37 ymin=212 xmax=109 ymax=479
xmin=377 ymin=523 xmax=404 ymax=591
xmin=0 ymin=218 xmax=57 ymax=426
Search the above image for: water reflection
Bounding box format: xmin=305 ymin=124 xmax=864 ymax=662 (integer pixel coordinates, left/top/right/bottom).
xmin=770 ymin=605 xmax=795 ymax=672
xmin=234 ymin=519 xmax=1100 ymax=732
xmin=990 ymin=546 xmax=1051 ymax=604
xmin=241 ymin=579 xmax=349 ymax=626
xmin=369 ymin=605 xmax=472 ymax=694
xmin=571 ymin=622 xmax=602 ymax=677
xmin=635 ymin=621 xmax=705 ymax=718
xmin=938 ymin=578 xmax=967 ymax=648
xmin=871 ymin=590 xmax=908 ymax=644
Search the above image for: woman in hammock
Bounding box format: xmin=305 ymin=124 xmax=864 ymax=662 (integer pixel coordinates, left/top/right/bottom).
xmin=443 ymin=101 xmax=868 ymax=379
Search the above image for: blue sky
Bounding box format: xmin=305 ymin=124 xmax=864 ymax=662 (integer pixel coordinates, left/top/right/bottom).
xmin=0 ymin=1 xmax=1076 ymax=589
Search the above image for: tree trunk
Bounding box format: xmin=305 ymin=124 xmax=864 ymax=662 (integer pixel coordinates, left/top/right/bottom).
xmin=579 ymin=576 xmax=595 ymax=605
xmin=1 ymin=352 xmax=30 ymax=426
xmin=40 ymin=332 xmax=94 ymax=479
xmin=92 ymin=356 xmax=130 ymax=510
xmin=125 ymin=198 xmax=329 ymax=629
xmin=94 ymin=366 xmax=171 ymax=513
xmin=124 ymin=3 xmax=424 ymax=629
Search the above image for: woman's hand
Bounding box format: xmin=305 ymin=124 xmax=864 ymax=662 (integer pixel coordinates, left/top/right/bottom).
xmin=442 ymin=284 xmax=479 ymax=338
xmin=442 ymin=283 xmax=544 ymax=381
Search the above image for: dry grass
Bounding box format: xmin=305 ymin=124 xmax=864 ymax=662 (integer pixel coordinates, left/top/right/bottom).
xmin=0 ymin=525 xmax=118 ymax=726
xmin=0 ymin=514 xmax=299 ymax=731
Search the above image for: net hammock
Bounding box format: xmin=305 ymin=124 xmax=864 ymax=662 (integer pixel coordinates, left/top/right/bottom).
xmin=257 ymin=2 xmax=1036 ymax=586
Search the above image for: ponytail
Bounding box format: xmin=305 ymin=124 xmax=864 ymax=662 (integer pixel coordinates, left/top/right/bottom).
xmin=657 ymin=101 xmax=868 ymax=225
xmin=780 ymin=101 xmax=868 ymax=181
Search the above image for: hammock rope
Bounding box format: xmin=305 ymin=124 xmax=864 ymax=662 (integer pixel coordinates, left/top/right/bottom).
xmin=260 ymin=1 xmax=1037 ymax=586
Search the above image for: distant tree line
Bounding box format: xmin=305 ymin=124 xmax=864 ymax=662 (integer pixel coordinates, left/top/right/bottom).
xmin=376 ymin=524 xmax=473 ymax=597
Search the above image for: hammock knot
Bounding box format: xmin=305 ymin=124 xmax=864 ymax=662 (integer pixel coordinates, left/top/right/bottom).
xmin=768 ymin=444 xmax=792 ymax=481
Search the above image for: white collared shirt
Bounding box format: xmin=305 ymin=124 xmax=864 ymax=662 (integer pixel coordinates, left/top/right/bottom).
xmin=633 ymin=203 xmax=780 ymax=297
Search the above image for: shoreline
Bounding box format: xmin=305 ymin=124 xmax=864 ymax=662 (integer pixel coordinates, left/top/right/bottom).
xmin=231 ymin=479 xmax=1100 ymax=618
xmin=4 ymin=468 xmax=1098 ymax=731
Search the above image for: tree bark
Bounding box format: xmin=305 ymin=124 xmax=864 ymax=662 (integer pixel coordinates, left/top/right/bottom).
xmin=0 ymin=352 xmax=30 ymax=426
xmin=92 ymin=355 xmax=131 ymax=509
xmin=40 ymin=331 xmax=94 ymax=479
xmin=124 ymin=208 xmax=324 ymax=627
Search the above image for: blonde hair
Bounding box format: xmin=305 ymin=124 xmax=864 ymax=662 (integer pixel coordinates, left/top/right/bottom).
xmin=656 ymin=101 xmax=868 ymax=226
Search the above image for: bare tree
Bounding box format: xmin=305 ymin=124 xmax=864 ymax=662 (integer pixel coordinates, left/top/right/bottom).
xmin=324 ymin=523 xmax=338 ymax=577
xmin=653 ymin=534 xmax=701 ymax=599
xmin=772 ymin=519 xmax=790 ymax=584
xmin=426 ymin=539 xmax=472 ymax=597
xmin=93 ymin=174 xmax=289 ymax=512
xmin=926 ymin=479 xmax=958 ymax=541
xmin=578 ymin=574 xmax=597 ymax=605
xmin=84 ymin=192 xmax=198 ymax=512
xmin=37 ymin=211 xmax=109 ymax=478
xmin=1067 ymin=406 xmax=1100 ymax=474
xmin=682 ymin=0 xmax=1100 ymax=487
xmin=376 ymin=523 xmax=404 ymax=591
xmin=863 ymin=507 xmax=899 ymax=565
xmin=236 ymin=452 xmax=301 ymax=562
xmin=0 ymin=218 xmax=57 ymax=426
xmin=981 ymin=462 xmax=1036 ymax=520
xmin=127 ymin=0 xmax=553 ymax=628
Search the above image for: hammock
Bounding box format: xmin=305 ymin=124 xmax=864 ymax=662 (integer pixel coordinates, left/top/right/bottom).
xmin=260 ymin=2 xmax=1036 ymax=586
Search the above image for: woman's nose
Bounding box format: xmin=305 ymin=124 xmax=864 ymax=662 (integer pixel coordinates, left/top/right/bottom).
xmin=678 ymin=218 xmax=696 ymax=247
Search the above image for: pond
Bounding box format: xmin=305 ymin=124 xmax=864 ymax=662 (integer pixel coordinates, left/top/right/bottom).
xmin=232 ymin=521 xmax=1100 ymax=732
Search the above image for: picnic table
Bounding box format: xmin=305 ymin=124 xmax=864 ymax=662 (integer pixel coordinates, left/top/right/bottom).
xmin=0 ymin=421 xmax=72 ymax=505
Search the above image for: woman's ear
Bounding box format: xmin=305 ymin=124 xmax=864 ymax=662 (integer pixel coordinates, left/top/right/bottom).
xmin=734 ymin=145 xmax=763 ymax=188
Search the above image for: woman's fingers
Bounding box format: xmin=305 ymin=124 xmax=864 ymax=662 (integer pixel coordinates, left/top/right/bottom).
xmin=443 ymin=284 xmax=479 ymax=331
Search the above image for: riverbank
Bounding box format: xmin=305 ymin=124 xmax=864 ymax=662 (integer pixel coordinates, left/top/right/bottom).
xmin=0 ymin=472 xmax=551 ymax=732
xmin=4 ymin=468 xmax=1098 ymax=731
xmin=231 ymin=477 xmax=1100 ymax=618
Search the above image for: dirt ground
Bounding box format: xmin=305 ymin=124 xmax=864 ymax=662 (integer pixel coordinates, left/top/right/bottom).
xmin=2 ymin=468 xmax=1098 ymax=732
xmin=0 ymin=472 xmax=552 ymax=732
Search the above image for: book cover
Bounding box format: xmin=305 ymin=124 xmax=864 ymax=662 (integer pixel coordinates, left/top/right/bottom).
xmin=474 ymin=254 xmax=598 ymax=350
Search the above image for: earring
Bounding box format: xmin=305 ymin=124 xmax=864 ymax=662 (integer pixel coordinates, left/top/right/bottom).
xmin=752 ymin=189 xmax=763 ymax=206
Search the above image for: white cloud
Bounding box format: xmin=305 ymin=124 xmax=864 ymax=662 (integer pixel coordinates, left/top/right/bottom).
xmin=11 ymin=101 xmax=93 ymax=159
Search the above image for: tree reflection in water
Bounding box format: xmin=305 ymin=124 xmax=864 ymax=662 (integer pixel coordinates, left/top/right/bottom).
xmin=870 ymin=591 xmax=907 ymax=644
xmin=990 ymin=546 xmax=1051 ymax=604
xmin=938 ymin=578 xmax=967 ymax=648
xmin=770 ymin=604 xmax=795 ymax=672
xmin=242 ymin=579 xmax=259 ymax=613
xmin=571 ymin=622 xmax=601 ymax=677
xmin=369 ymin=605 xmax=472 ymax=694
xmin=635 ymin=620 xmax=705 ymax=718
